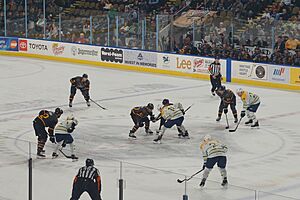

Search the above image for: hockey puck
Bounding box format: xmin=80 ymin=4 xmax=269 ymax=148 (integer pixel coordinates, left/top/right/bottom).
xmin=225 ymin=126 xmax=229 ymax=129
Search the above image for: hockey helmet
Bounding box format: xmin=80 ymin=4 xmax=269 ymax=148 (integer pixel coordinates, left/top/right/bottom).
xmin=55 ymin=107 xmax=63 ymax=116
xmin=147 ymin=103 xmax=154 ymax=110
xmin=203 ymin=134 xmax=212 ymax=142
xmin=86 ymin=158 xmax=94 ymax=166
xmin=82 ymin=73 xmax=88 ymax=78
xmin=162 ymin=99 xmax=170 ymax=105
xmin=236 ymin=88 xmax=244 ymax=94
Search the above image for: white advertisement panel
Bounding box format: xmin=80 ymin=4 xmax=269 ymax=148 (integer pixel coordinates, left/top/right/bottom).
xmin=157 ymin=53 xmax=226 ymax=77
xmin=232 ymin=61 xmax=269 ymax=81
xmin=18 ymin=38 xmax=102 ymax=62
xmin=232 ymin=61 xmax=291 ymax=84
xmin=124 ymin=49 xmax=157 ymax=68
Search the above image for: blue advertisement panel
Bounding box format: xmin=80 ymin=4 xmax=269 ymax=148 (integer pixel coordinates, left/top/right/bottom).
xmin=0 ymin=37 xmax=18 ymax=51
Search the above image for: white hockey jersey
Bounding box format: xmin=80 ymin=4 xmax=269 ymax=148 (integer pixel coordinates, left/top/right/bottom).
xmin=200 ymin=139 xmax=228 ymax=161
xmin=55 ymin=117 xmax=78 ymax=134
xmin=240 ymin=91 xmax=260 ymax=109
xmin=161 ymin=103 xmax=184 ymax=121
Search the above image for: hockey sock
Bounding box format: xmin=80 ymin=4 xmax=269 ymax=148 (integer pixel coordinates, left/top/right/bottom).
xmin=70 ymin=143 xmax=75 ymax=155
xmin=202 ymin=168 xmax=211 ymax=179
xmin=219 ymin=168 xmax=227 ymax=179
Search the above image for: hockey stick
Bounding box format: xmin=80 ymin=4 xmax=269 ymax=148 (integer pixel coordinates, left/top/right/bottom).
xmin=177 ymin=167 xmax=205 ymax=183
xmin=90 ymin=99 xmax=107 ymax=110
xmin=59 ymin=149 xmax=73 ymax=159
xmin=225 ymin=113 xmax=229 ymax=129
xmin=229 ymin=116 xmax=243 ymax=132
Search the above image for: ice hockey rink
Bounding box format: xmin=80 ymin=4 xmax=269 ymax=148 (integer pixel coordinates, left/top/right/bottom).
xmin=0 ymin=55 xmax=299 ymax=200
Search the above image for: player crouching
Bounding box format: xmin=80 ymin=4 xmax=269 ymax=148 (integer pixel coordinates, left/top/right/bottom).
xmin=154 ymin=99 xmax=189 ymax=144
xmin=236 ymin=88 xmax=260 ymax=127
xmin=129 ymin=103 xmax=156 ymax=139
xmin=52 ymin=115 xmax=79 ymax=161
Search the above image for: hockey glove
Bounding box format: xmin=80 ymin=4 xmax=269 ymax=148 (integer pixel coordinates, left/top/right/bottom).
xmin=202 ymin=163 xmax=206 ymax=169
xmin=150 ymin=115 xmax=156 ymax=122
xmin=224 ymin=108 xmax=228 ymax=114
xmin=181 ymin=109 xmax=185 ymax=115
xmin=49 ymin=135 xmax=56 ymax=143
xmin=240 ymin=110 xmax=246 ymax=118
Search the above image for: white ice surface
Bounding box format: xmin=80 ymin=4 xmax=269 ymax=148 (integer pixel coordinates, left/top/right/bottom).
xmin=0 ymin=56 xmax=300 ymax=200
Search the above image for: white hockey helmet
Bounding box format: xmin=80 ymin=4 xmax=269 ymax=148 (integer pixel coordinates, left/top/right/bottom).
xmin=203 ymin=134 xmax=212 ymax=142
xmin=66 ymin=115 xmax=78 ymax=125
xmin=236 ymin=88 xmax=244 ymax=94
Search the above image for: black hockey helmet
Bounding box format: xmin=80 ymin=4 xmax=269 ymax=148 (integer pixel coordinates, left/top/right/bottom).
xmin=162 ymin=99 xmax=169 ymax=105
xmin=55 ymin=107 xmax=63 ymax=116
xmin=86 ymin=158 xmax=94 ymax=166
xmin=82 ymin=73 xmax=88 ymax=78
xmin=147 ymin=103 xmax=154 ymax=110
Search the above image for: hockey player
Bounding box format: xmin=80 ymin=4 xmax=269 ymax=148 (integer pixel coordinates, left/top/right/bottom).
xmin=153 ymin=99 xmax=189 ymax=143
xmin=70 ymin=158 xmax=102 ymax=200
xmin=155 ymin=99 xmax=186 ymax=136
xmin=236 ymin=88 xmax=260 ymax=127
xmin=216 ymin=86 xmax=238 ymax=123
xmin=52 ymin=115 xmax=79 ymax=160
xmin=129 ymin=103 xmax=156 ymax=139
xmin=199 ymin=134 xmax=228 ymax=188
xmin=208 ymin=56 xmax=222 ymax=96
xmin=33 ymin=108 xmax=63 ymax=157
xmin=69 ymin=74 xmax=90 ymax=107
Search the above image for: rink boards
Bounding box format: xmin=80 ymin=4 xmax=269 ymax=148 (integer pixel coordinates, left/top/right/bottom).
xmin=0 ymin=36 xmax=299 ymax=91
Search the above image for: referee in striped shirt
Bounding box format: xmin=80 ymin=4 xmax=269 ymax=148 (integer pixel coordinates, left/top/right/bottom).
xmin=208 ymin=56 xmax=222 ymax=96
xmin=70 ymin=158 xmax=102 ymax=200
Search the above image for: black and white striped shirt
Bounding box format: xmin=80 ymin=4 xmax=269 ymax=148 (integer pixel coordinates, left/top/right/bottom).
xmin=77 ymin=166 xmax=100 ymax=180
xmin=208 ymin=62 xmax=221 ymax=76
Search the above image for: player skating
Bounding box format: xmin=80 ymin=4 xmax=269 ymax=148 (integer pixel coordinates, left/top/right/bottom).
xmin=199 ymin=135 xmax=228 ymax=188
xmin=216 ymin=86 xmax=238 ymax=123
xmin=69 ymin=74 xmax=90 ymax=107
xmin=153 ymin=99 xmax=189 ymax=144
xmin=129 ymin=103 xmax=156 ymax=139
xmin=52 ymin=115 xmax=79 ymax=161
xmin=208 ymin=56 xmax=222 ymax=96
xmin=236 ymin=88 xmax=260 ymax=127
xmin=33 ymin=108 xmax=63 ymax=157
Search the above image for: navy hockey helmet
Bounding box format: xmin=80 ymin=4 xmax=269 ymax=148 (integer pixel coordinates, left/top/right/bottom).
xmin=147 ymin=103 xmax=154 ymax=110
xmin=86 ymin=158 xmax=94 ymax=167
xmin=82 ymin=73 xmax=88 ymax=78
xmin=162 ymin=99 xmax=169 ymax=105
xmin=55 ymin=107 xmax=63 ymax=116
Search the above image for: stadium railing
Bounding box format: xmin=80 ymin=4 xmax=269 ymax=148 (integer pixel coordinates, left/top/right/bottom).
xmin=0 ymin=136 xmax=298 ymax=200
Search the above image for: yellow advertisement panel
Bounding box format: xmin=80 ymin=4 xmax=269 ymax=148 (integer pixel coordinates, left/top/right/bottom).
xmin=290 ymin=68 xmax=300 ymax=85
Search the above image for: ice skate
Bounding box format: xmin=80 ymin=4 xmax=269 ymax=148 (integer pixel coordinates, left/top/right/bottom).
xmin=52 ymin=152 xmax=59 ymax=159
xmin=86 ymin=101 xmax=91 ymax=107
xmin=199 ymin=178 xmax=206 ymax=187
xmin=245 ymin=119 xmax=253 ymax=125
xmin=129 ymin=132 xmax=137 ymax=139
xmin=153 ymin=134 xmax=162 ymax=144
xmin=145 ymin=128 xmax=153 ymax=135
xmin=251 ymin=121 xmax=259 ymax=128
xmin=69 ymin=101 xmax=73 ymax=108
xmin=234 ymin=118 xmax=238 ymax=123
xmin=221 ymin=177 xmax=228 ymax=187
xmin=216 ymin=116 xmax=221 ymax=122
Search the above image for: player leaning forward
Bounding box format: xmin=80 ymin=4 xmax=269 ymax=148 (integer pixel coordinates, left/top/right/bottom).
xmin=153 ymin=99 xmax=189 ymax=143
xmin=129 ymin=103 xmax=156 ymax=139
xmin=69 ymin=74 xmax=90 ymax=107
xmin=236 ymin=88 xmax=260 ymax=127
xmin=199 ymin=135 xmax=228 ymax=187
xmin=52 ymin=115 xmax=79 ymax=160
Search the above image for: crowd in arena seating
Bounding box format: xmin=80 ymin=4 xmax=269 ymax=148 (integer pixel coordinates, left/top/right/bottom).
xmin=0 ymin=0 xmax=299 ymax=66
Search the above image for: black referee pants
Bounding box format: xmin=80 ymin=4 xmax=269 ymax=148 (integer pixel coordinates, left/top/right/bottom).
xmin=70 ymin=178 xmax=101 ymax=200
xmin=210 ymin=74 xmax=222 ymax=92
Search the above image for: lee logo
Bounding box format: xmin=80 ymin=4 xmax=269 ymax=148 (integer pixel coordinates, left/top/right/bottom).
xmin=176 ymin=58 xmax=192 ymax=69
xmin=19 ymin=40 xmax=28 ymax=51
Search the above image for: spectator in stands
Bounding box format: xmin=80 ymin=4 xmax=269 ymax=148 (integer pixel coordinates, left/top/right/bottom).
xmin=285 ymin=36 xmax=300 ymax=50
xmin=274 ymin=36 xmax=286 ymax=53
xmin=76 ymin=33 xmax=87 ymax=44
